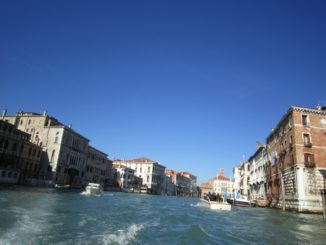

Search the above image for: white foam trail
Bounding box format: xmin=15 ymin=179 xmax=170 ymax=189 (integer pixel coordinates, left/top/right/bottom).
xmin=190 ymin=203 xmax=200 ymax=207
xmin=102 ymin=223 xmax=144 ymax=245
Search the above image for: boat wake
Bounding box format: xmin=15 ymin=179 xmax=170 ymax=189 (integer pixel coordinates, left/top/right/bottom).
xmin=102 ymin=223 xmax=144 ymax=245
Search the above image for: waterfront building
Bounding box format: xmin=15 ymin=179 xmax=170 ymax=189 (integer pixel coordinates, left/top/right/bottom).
xmin=113 ymin=157 xmax=166 ymax=194
xmin=164 ymin=169 xmax=178 ymax=195
xmin=112 ymin=163 xmax=139 ymax=189
xmin=248 ymin=145 xmax=269 ymax=201
xmin=2 ymin=110 xmax=90 ymax=188
xmin=239 ymin=161 xmax=250 ymax=196
xmin=162 ymin=174 xmax=176 ymax=196
xmin=213 ymin=169 xmax=233 ymax=195
xmin=266 ymin=105 xmax=326 ymax=212
xmin=176 ymin=172 xmax=191 ymax=196
xmin=179 ymin=171 xmax=198 ymax=197
xmin=85 ymin=146 xmax=111 ymax=187
xmin=233 ymin=165 xmax=241 ymax=194
xmin=0 ymin=120 xmax=42 ymax=185
xmin=199 ymin=178 xmax=214 ymax=197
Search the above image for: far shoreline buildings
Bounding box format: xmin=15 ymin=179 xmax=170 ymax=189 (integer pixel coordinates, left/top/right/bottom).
xmin=0 ymin=109 xmax=197 ymax=197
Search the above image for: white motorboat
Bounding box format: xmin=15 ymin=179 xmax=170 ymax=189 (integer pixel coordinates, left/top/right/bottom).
xmin=81 ymin=183 xmax=103 ymax=196
xmin=200 ymin=198 xmax=231 ymax=211
xmin=227 ymin=195 xmax=253 ymax=207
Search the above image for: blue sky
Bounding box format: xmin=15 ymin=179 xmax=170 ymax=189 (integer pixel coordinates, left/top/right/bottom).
xmin=1 ymin=0 xmax=326 ymax=184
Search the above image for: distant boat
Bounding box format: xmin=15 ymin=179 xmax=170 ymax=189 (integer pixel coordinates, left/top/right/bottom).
xmin=227 ymin=195 xmax=253 ymax=207
xmin=200 ymin=198 xmax=231 ymax=211
xmin=81 ymin=183 xmax=103 ymax=196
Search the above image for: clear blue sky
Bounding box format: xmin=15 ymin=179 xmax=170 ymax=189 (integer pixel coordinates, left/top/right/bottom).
xmin=1 ymin=0 xmax=326 ymax=184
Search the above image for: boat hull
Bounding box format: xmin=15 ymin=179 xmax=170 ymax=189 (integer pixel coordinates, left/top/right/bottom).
xmin=82 ymin=183 xmax=103 ymax=196
xmin=227 ymin=198 xmax=252 ymax=207
xmin=200 ymin=199 xmax=231 ymax=211
xmin=255 ymin=199 xmax=271 ymax=208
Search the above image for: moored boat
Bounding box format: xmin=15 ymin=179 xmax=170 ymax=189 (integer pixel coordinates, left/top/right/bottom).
xmin=200 ymin=198 xmax=231 ymax=211
xmin=254 ymin=199 xmax=271 ymax=208
xmin=227 ymin=195 xmax=253 ymax=207
xmin=81 ymin=183 xmax=103 ymax=196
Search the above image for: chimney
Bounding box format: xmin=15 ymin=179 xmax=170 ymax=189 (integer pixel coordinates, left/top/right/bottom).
xmin=43 ymin=110 xmax=47 ymax=116
xmin=256 ymin=141 xmax=262 ymax=149
xmin=316 ymin=104 xmax=321 ymax=110
xmin=68 ymin=124 xmax=72 ymax=128
xmin=2 ymin=109 xmax=7 ymax=117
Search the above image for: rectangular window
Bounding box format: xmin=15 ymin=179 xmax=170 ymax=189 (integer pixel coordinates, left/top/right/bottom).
xmin=304 ymin=153 xmax=314 ymax=167
xmin=302 ymin=115 xmax=308 ymax=126
xmin=303 ymin=134 xmax=312 ymax=147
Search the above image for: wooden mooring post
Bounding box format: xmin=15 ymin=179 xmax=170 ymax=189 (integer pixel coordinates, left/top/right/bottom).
xmin=321 ymin=189 xmax=326 ymax=221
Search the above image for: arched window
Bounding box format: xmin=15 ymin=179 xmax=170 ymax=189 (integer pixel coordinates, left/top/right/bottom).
xmin=51 ymin=150 xmax=55 ymax=162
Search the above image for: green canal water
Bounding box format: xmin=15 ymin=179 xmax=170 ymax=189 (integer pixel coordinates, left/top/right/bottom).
xmin=0 ymin=190 xmax=325 ymax=244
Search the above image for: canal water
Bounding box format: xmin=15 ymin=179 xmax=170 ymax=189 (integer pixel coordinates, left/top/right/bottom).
xmin=0 ymin=190 xmax=325 ymax=245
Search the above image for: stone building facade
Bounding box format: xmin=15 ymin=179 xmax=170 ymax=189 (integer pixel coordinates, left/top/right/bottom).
xmin=2 ymin=111 xmax=93 ymax=188
xmin=239 ymin=161 xmax=250 ymax=196
xmin=112 ymin=163 xmax=139 ymax=189
xmin=266 ymin=105 xmax=326 ymax=212
xmin=0 ymin=119 xmax=42 ymax=185
xmin=179 ymin=172 xmax=197 ymax=197
xmin=248 ymin=145 xmax=269 ymax=201
xmin=213 ymin=169 xmax=233 ymax=195
xmin=113 ymin=157 xmax=166 ymax=194
xmin=85 ymin=146 xmax=111 ymax=187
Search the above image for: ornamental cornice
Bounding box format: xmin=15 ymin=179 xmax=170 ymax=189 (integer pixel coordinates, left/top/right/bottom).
xmin=291 ymin=106 xmax=326 ymax=116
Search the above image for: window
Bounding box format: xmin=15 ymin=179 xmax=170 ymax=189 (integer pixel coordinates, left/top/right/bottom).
xmin=304 ymin=153 xmax=314 ymax=167
xmin=4 ymin=140 xmax=8 ymax=150
xmin=55 ymin=132 xmax=59 ymax=143
xmin=147 ymin=176 xmax=150 ymax=182
xmin=20 ymin=119 xmax=23 ymax=125
xmin=28 ymin=119 xmax=31 ymax=125
xmin=303 ymin=134 xmax=311 ymax=147
xmin=51 ymin=150 xmax=55 ymax=162
xmin=302 ymin=115 xmax=308 ymax=126
xmin=12 ymin=143 xmax=17 ymax=152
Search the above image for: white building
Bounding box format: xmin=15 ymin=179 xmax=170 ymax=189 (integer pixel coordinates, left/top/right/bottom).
xmin=113 ymin=157 xmax=166 ymax=194
xmin=113 ymin=164 xmax=137 ymax=189
xmin=213 ymin=169 xmax=233 ymax=195
xmin=248 ymin=145 xmax=269 ymax=200
xmin=240 ymin=161 xmax=250 ymax=196
xmin=233 ymin=165 xmax=241 ymax=193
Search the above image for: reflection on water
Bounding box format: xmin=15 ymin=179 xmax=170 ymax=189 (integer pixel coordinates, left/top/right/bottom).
xmin=0 ymin=190 xmax=325 ymax=244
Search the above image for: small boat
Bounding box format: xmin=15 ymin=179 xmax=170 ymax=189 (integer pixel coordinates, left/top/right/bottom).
xmin=81 ymin=183 xmax=103 ymax=196
xmin=227 ymin=195 xmax=253 ymax=207
xmin=200 ymin=198 xmax=231 ymax=211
